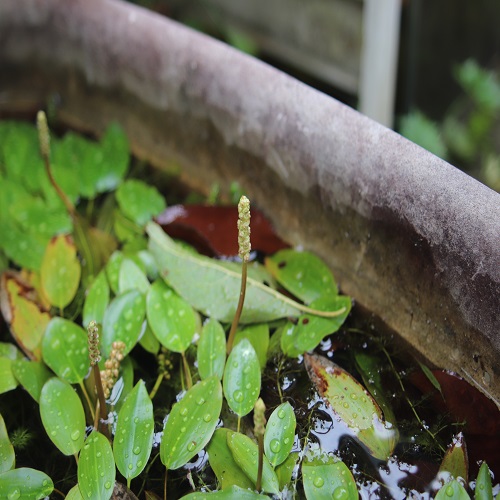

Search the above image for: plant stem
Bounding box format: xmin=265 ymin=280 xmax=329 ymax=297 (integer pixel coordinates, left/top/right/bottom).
xmin=181 ymin=352 xmax=192 ymax=390
xmin=93 ymin=364 xmax=110 ymax=438
xmin=256 ymin=433 xmax=264 ymax=492
xmin=226 ymin=260 xmax=248 ymax=354
xmin=79 ymin=381 xmax=95 ymax=421
xmin=164 ymin=468 xmax=168 ymax=500
xmin=149 ymin=372 xmax=165 ymax=400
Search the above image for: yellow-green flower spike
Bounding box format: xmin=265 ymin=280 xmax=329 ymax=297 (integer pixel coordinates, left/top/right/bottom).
xmin=237 ymin=195 xmax=251 ymax=262
xmin=253 ymin=397 xmax=266 ymax=437
xmin=87 ymin=320 xmax=101 ymax=366
xmin=36 ymin=110 xmax=51 ymax=159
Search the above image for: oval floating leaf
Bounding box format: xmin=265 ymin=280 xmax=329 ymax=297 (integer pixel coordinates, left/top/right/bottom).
xmin=264 ymin=402 xmax=296 ymax=467
xmin=302 ymin=458 xmax=357 ymax=500
xmin=227 ymin=431 xmax=280 ymax=495
xmin=42 ymin=317 xmax=89 ymax=384
xmin=265 ymin=249 xmax=338 ymax=303
xmin=180 ymin=485 xmax=264 ymax=499
xmin=0 ymin=467 xmax=53 ymax=499
xmin=304 ymin=353 xmax=396 ymax=461
xmin=223 ymin=339 xmax=261 ymax=417
xmin=0 ymin=413 xmax=15 ymax=473
xmin=147 ymin=222 xmax=347 ymax=323
xmin=161 ymin=376 xmax=222 ymax=470
xmin=113 ymin=380 xmax=154 ymax=480
xmin=118 ymin=258 xmax=150 ymax=295
xmin=197 ymin=319 xmax=226 ymax=380
xmin=11 ymin=360 xmax=52 ymax=402
xmin=116 ymin=179 xmax=166 ymax=226
xmin=234 ymin=324 xmax=269 ymax=370
xmin=101 ymin=289 xmax=146 ymax=357
xmin=0 ymin=358 xmax=17 ymax=394
xmin=146 ymin=280 xmax=197 ymax=353
xmin=82 ymin=270 xmax=110 ymax=328
xmin=78 ymin=431 xmax=116 ymax=500
xmin=105 ymin=251 xmax=124 ymax=295
xmin=40 ymin=234 xmax=81 ymax=310
xmin=475 ymin=462 xmax=493 ymax=500
xmin=206 ymin=428 xmax=254 ymax=490
xmin=40 ymin=377 xmax=85 ymax=456
xmin=435 ymin=479 xmax=471 ymax=500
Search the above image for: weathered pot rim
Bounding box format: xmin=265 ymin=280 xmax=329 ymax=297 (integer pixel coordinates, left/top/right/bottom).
xmin=0 ymin=0 xmax=499 ymax=406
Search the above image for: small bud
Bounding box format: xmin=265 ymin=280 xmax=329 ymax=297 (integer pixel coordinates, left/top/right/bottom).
xmin=36 ymin=110 xmax=51 ymax=159
xmin=237 ymin=195 xmax=251 ymax=261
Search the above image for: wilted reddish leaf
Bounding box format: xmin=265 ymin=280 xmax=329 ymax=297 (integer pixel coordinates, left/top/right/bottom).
xmin=155 ymin=205 xmax=288 ymax=257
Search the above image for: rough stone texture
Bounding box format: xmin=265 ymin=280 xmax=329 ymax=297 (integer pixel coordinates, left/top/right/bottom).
xmin=1 ymin=0 xmax=499 ymax=405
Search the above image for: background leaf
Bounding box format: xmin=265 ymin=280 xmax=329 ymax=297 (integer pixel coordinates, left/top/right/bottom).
xmin=113 ymin=380 xmax=154 ymax=481
xmin=82 ymin=270 xmax=110 ymax=328
xmin=234 ymin=324 xmax=269 ymax=370
xmin=11 ymin=360 xmax=52 ymax=402
xmin=197 ymin=318 xmax=226 ymax=380
xmin=0 ymin=358 xmax=18 ymax=394
xmin=264 ymin=402 xmax=296 ymax=467
xmin=161 ymin=377 xmax=222 ymax=470
xmin=78 ymin=431 xmax=115 ymax=500
xmin=0 ymin=467 xmax=53 ymax=499
xmin=0 ymin=413 xmax=15 ymax=473
xmin=223 ymin=339 xmax=261 ymax=418
xmin=118 ymin=258 xmax=150 ymax=295
xmin=40 ymin=378 xmax=85 ymax=456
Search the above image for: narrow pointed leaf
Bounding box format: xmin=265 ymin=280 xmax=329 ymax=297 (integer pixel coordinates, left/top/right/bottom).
xmin=161 ymin=376 xmax=222 ymax=470
xmin=0 ymin=413 xmax=15 ymax=472
xmin=0 ymin=358 xmax=17 ymax=394
xmin=116 ymin=179 xmax=166 ymax=226
xmin=304 ymin=353 xmax=396 ymax=460
xmin=207 ymin=428 xmax=254 ymax=490
xmin=265 ymin=249 xmax=338 ymax=303
xmin=234 ymin=324 xmax=269 ymax=369
xmin=11 ymin=360 xmax=52 ymax=402
xmin=435 ymin=480 xmax=471 ymax=500
xmin=147 ymin=222 xmax=346 ymax=323
xmin=78 ymin=431 xmax=115 ymax=500
xmin=0 ymin=467 xmax=53 ymax=499
xmin=275 ymin=452 xmax=299 ymax=490
xmin=40 ymin=378 xmax=85 ymax=455
xmin=302 ymin=458 xmax=357 ymax=500
xmin=42 ymin=318 xmax=89 ymax=384
xmin=475 ymin=462 xmax=493 ymax=500
xmin=146 ymin=280 xmax=197 ymax=353
xmin=197 ymin=318 xmax=226 ymax=380
xmin=82 ymin=270 xmax=110 ymax=328
xmin=40 ymin=235 xmax=81 ymax=310
xmin=223 ymin=339 xmax=261 ymax=417
xmin=264 ymin=402 xmax=296 ymax=467
xmin=113 ymin=380 xmax=154 ymax=480
xmin=118 ymin=258 xmax=150 ymax=295
xmin=439 ymin=433 xmax=468 ymax=483
xmin=101 ymin=289 xmax=146 ymax=357
xmin=227 ymin=431 xmax=280 ymax=495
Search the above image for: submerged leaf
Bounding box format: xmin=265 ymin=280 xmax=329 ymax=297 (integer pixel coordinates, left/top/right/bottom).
xmin=264 ymin=402 xmax=296 ymax=467
xmin=304 ymin=353 xmax=396 ymax=460
xmin=161 ymin=376 xmax=222 ymax=470
xmin=40 ymin=378 xmax=85 ymax=456
xmin=147 ymin=222 xmax=346 ymax=323
xmin=0 ymin=467 xmax=54 ymax=499
xmin=78 ymin=431 xmax=115 ymax=500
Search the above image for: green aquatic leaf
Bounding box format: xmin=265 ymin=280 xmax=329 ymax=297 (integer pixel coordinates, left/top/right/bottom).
xmin=40 ymin=377 xmax=85 ymax=456
xmin=0 ymin=413 xmax=15 ymax=472
xmin=223 ymin=339 xmax=261 ymax=417
xmin=116 ymin=179 xmax=166 ymax=226
xmin=161 ymin=376 xmax=222 ymax=470
xmin=281 ymin=295 xmax=351 ymax=357
xmin=111 ymin=356 xmax=135 ymax=412
xmin=0 ymin=343 xmax=22 ymax=360
xmin=439 ymin=433 xmax=468 ymax=483
xmin=475 ymin=462 xmax=493 ymax=500
xmin=302 ymin=457 xmax=357 ymax=500
xmin=180 ymin=485 xmax=265 ymax=499
xmin=206 ymin=428 xmax=254 ymax=490
xmin=0 ymin=358 xmax=18 ymax=394
xmin=78 ymin=431 xmax=116 ymax=500
xmin=0 ymin=467 xmax=54 ymax=499
xmin=118 ymin=258 xmax=150 ymax=295
xmin=435 ymin=479 xmax=471 ymax=500
xmin=11 ymin=360 xmax=52 ymax=402
xmin=101 ymin=289 xmax=146 ymax=358
xmin=105 ymin=251 xmax=124 ymax=295
xmin=234 ymin=324 xmax=269 ymax=370
xmin=113 ymin=380 xmax=154 ymax=481
xmin=42 ymin=318 xmax=89 ymax=384
xmin=82 ymin=270 xmax=110 ymax=328
xmin=264 ymin=402 xmax=296 ymax=467
xmin=40 ymin=235 xmax=81 ymax=310
xmin=146 ymin=280 xmax=197 ymax=353
xmin=197 ymin=318 xmax=226 ymax=380
xmin=304 ymin=353 xmax=396 ymax=461
xmin=65 ymin=484 xmax=84 ymax=500
xmin=138 ymin=323 xmax=160 ymax=354
xmin=265 ymin=249 xmax=338 ymax=303
xmin=147 ymin=222 xmax=347 ymax=323
xmin=275 ymin=452 xmax=298 ymax=490
xmin=227 ymin=431 xmax=280 ymax=495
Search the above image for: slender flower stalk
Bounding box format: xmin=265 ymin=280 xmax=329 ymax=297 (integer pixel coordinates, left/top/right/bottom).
xmin=253 ymin=398 xmax=266 ymax=492
xmin=227 ymin=196 xmax=251 ymax=353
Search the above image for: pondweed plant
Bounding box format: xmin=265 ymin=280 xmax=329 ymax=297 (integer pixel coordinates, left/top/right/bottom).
xmin=0 ymin=113 xmax=497 ymax=499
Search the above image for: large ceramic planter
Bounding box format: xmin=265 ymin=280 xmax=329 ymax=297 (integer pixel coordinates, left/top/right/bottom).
xmin=1 ymin=0 xmax=499 ymax=407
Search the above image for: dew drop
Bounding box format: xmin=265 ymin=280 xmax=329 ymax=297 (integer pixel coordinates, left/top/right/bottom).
xmin=71 ymin=430 xmax=81 ymax=441
xmin=445 ymin=485 xmax=455 ymax=497
xmin=133 ymin=446 xmax=141 ymax=455
xmin=180 ymin=408 xmax=188 ymax=417
xmin=343 ymin=402 xmax=349 ymax=409
xmin=270 ymin=439 xmax=281 ymax=453
xmin=8 ymin=489 xmax=21 ymax=500
xmin=96 ymin=451 xmax=102 ymax=458
xmin=277 ymin=408 xmax=286 ymax=419
xmin=333 ymin=486 xmax=349 ymax=499
xmin=233 ymin=390 xmax=244 ymax=402
xmin=128 ymin=463 xmax=133 ymax=470
xmin=134 ymin=417 xmax=139 ymax=424
xmin=203 ymin=414 xmax=212 ymax=423
xmin=187 ymin=441 xmax=196 ymax=452
xmin=197 ymin=397 xmax=205 ymax=406
xmin=104 ymin=481 xmax=112 ymax=489
xmin=313 ymin=477 xmax=324 ymax=488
